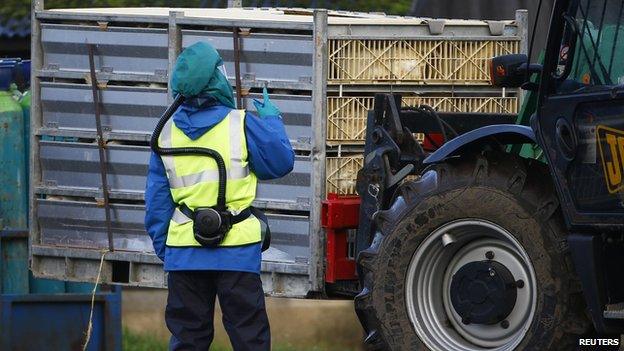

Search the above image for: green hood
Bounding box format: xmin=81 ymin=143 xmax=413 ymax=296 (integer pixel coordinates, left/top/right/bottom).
xmin=170 ymin=41 xmax=235 ymax=108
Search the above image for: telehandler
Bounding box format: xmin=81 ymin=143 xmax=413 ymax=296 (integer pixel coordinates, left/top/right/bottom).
xmin=353 ymin=0 xmax=624 ymax=349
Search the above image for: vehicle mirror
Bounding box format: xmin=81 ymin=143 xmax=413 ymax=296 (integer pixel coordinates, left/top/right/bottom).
xmin=489 ymin=54 xmax=541 ymax=88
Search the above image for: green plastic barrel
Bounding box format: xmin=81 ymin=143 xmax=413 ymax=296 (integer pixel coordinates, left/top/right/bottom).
xmin=29 ymin=274 xmax=66 ymax=294
xmin=20 ymin=89 xmax=30 ymax=149
xmin=0 ymin=231 xmax=29 ymax=294
xmin=18 ymin=61 xmax=31 ymax=210
xmin=20 ymin=89 xmax=30 ymax=222
xmin=0 ymin=89 xmax=26 ymax=229
xmin=0 ymin=92 xmax=28 ymax=294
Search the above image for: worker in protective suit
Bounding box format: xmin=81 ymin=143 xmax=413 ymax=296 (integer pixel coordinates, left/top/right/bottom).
xmin=145 ymin=41 xmax=294 ymax=351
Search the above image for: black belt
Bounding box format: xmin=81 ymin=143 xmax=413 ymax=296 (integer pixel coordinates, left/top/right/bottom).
xmin=179 ymin=204 xmax=252 ymax=225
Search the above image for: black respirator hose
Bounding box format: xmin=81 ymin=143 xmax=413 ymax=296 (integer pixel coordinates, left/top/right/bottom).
xmin=150 ymin=94 xmax=228 ymax=211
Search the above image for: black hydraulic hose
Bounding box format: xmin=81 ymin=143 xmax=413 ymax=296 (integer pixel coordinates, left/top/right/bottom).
xmin=150 ymin=94 xmax=228 ymax=211
xmin=415 ymin=105 xmax=447 ymax=142
xmin=418 ymin=104 xmax=458 ymax=143
xmin=427 ymin=106 xmax=459 ymax=138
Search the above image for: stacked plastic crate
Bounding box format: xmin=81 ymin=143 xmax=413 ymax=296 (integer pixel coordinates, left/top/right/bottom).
xmin=29 ymin=6 xmax=528 ymax=295
xmin=324 ymin=12 xmax=528 ymax=196
xmin=31 ymin=6 xmax=329 ymax=295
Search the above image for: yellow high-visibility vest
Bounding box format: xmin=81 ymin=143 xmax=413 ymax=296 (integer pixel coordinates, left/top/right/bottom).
xmin=160 ymin=109 xmax=261 ymax=247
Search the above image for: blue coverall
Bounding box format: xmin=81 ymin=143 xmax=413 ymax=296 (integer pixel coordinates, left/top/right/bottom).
xmin=145 ymin=98 xmax=294 ymax=350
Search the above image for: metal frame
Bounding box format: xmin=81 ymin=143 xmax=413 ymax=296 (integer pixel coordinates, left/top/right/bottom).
xmin=167 ymin=11 xmax=183 ymax=104
xmin=30 ymin=245 xmax=309 ymax=293
xmin=29 ymin=3 xmax=528 ymax=297
xmin=34 ymin=8 xmax=527 ymax=87
xmin=516 ymin=9 xmax=529 ymax=105
xmin=309 ymin=9 xmax=329 ymax=292
xmin=30 ymin=0 xmax=44 ymax=255
xmin=327 ymin=25 xmax=519 ymax=40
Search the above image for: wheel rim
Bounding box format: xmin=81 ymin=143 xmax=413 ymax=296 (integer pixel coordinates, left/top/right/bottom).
xmin=405 ymin=219 xmax=537 ymax=351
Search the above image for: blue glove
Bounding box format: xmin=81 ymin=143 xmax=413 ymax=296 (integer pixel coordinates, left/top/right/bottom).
xmin=252 ymin=87 xmax=281 ymax=118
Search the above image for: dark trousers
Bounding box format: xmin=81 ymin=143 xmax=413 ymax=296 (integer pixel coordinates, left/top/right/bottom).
xmin=166 ymin=270 xmax=271 ymax=351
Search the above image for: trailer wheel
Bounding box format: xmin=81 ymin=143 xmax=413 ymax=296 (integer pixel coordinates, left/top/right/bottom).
xmin=355 ymin=152 xmax=590 ymax=351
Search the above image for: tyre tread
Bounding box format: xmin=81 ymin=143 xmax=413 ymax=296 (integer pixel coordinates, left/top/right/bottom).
xmin=355 ymin=152 xmax=591 ymax=350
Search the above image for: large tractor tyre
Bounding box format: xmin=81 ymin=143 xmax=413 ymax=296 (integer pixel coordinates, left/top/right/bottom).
xmin=355 ymin=152 xmax=590 ymax=351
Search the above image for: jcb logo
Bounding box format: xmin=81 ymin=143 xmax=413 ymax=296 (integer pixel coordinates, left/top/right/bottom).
xmin=597 ymin=125 xmax=624 ymax=193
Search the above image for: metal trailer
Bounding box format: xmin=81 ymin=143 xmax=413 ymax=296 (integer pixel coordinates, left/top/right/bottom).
xmin=29 ymin=1 xmax=528 ymax=297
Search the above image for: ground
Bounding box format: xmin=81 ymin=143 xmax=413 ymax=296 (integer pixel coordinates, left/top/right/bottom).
xmin=122 ymin=288 xmax=364 ymax=350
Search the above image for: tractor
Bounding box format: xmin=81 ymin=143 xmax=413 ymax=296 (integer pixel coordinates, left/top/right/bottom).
xmin=353 ymin=0 xmax=624 ymax=349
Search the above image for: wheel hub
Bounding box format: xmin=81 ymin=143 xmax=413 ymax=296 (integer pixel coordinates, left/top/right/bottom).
xmin=405 ymin=220 xmax=537 ymax=350
xmin=450 ymin=260 xmax=518 ymax=325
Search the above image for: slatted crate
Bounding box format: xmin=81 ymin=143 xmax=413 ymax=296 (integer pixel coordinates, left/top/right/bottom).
xmin=328 ymin=39 xmax=520 ymax=85
xmin=327 ymin=95 xmax=518 ymax=145
xmin=326 ymin=155 xmax=364 ymax=196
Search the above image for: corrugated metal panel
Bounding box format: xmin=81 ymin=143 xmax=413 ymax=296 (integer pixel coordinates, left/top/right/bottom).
xmin=41 ymin=82 xmax=167 ymax=137
xmin=38 ymin=141 xmax=312 ymax=210
xmin=36 ymin=199 xmax=310 ymax=261
xmin=41 ymin=24 xmax=169 ymax=78
xmin=239 ymin=93 xmax=313 ymax=149
xmin=30 ymin=244 xmax=310 ymax=294
xmin=37 ymin=199 xmax=151 ymax=253
xmin=182 ymin=29 xmax=314 ymax=88
xmin=40 ymin=82 xmax=312 ymax=148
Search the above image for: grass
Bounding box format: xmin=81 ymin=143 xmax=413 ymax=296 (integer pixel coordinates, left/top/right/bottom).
xmin=122 ymin=329 xmax=236 ymax=351
xmin=122 ymin=328 xmax=168 ymax=351
xmin=123 ymin=328 xmax=357 ymax=351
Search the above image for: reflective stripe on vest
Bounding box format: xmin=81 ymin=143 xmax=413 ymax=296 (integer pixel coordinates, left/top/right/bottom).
xmin=160 ymin=110 xmax=261 ymax=247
